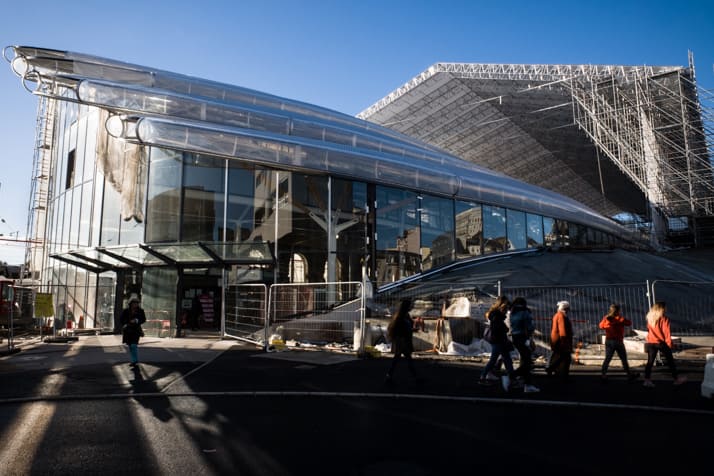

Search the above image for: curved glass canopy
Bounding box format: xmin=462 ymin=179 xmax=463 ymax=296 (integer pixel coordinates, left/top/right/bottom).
xmin=6 ymin=45 xmax=640 ymax=242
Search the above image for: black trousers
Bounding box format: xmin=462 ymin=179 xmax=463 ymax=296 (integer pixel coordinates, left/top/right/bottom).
xmin=547 ymin=349 xmax=572 ymax=380
xmin=644 ymin=342 xmax=678 ymax=379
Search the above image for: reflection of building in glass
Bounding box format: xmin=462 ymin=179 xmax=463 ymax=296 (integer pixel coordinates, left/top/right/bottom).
xmin=9 ymin=46 xmax=692 ymax=331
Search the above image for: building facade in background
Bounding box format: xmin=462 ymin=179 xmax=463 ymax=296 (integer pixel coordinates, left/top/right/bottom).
xmin=5 ymin=46 xmax=651 ymax=331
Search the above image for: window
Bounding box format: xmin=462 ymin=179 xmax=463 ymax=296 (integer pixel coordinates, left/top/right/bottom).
xmin=65 ymin=149 xmax=76 ymax=189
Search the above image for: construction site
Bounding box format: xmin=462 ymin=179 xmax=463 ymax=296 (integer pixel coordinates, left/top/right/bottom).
xmin=359 ymin=54 xmax=714 ymax=249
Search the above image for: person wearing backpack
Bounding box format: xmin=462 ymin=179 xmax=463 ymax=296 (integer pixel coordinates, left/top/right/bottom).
xmin=509 ymin=297 xmax=540 ymax=393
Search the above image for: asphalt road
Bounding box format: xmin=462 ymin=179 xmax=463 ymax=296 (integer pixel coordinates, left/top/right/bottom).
xmin=1 ymin=336 xmax=713 ymax=475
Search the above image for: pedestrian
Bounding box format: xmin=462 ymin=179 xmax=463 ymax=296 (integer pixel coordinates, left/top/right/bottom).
xmin=643 ymin=301 xmax=687 ymax=388
xmin=479 ymin=295 xmax=515 ymax=392
xmin=509 ymin=297 xmax=540 ymax=393
xmin=385 ymin=298 xmax=419 ymax=384
xmin=546 ymin=300 xmax=573 ymax=382
xmin=599 ymin=304 xmax=639 ymax=383
xmin=120 ymin=293 xmax=146 ymax=368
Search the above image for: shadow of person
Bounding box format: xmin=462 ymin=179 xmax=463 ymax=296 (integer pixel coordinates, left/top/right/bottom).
xmin=129 ymin=365 xmax=174 ymax=422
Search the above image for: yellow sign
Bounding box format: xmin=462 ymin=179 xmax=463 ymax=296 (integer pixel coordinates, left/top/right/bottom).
xmin=35 ymin=293 xmax=54 ymax=317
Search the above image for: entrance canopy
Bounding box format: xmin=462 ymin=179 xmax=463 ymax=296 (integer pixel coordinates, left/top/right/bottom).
xmin=50 ymin=241 xmax=274 ymax=273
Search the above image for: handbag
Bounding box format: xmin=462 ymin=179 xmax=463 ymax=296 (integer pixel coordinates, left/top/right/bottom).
xmin=483 ymin=325 xmax=493 ymax=343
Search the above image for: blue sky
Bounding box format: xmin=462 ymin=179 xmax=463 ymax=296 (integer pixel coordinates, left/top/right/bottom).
xmin=1 ymin=0 xmax=712 ymax=265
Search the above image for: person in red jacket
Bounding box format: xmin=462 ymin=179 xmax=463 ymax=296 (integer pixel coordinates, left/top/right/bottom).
xmin=546 ymin=300 xmax=573 ymax=382
xmin=599 ymin=304 xmax=639 ymax=383
xmin=643 ymin=301 xmax=687 ymax=388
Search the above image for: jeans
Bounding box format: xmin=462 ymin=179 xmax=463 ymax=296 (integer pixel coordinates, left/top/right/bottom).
xmin=512 ymin=334 xmax=534 ymax=384
xmin=481 ymin=341 xmax=514 ymax=378
xmin=129 ymin=343 xmax=139 ymax=364
xmin=644 ymin=342 xmax=678 ymax=379
xmin=601 ymin=338 xmax=631 ymax=375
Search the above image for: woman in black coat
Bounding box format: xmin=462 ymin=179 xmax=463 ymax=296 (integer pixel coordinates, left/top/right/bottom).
xmin=120 ymin=294 xmax=147 ymax=367
xmin=385 ymin=298 xmax=419 ymax=383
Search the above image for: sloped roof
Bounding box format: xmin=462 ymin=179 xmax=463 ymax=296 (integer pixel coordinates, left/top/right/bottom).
xmin=358 ymin=62 xmax=684 ymax=219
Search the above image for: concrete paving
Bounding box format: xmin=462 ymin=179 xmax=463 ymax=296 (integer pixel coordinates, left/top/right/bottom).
xmin=2 ymin=333 xmax=713 ymax=413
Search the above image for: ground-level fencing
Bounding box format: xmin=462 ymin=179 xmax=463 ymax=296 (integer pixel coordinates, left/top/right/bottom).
xmin=373 ymin=280 xmax=714 ymax=352
xmin=225 ymin=284 xmax=268 ymax=344
xmin=650 ymin=280 xmax=714 ymax=336
xmin=224 ymin=281 xmax=365 ymax=350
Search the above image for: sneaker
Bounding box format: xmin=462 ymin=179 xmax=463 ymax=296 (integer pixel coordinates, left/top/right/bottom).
xmin=485 ymin=372 xmax=499 ymax=381
xmin=523 ymin=384 xmax=540 ymax=393
xmin=501 ymin=375 xmax=511 ymax=392
xmin=673 ymin=376 xmax=688 ymax=386
xmin=643 ymin=379 xmax=655 ymax=388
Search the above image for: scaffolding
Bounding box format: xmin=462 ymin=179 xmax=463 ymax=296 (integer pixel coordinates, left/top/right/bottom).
xmin=23 ymin=92 xmax=55 ymax=281
xmin=568 ymin=54 xmax=714 ymax=246
xmin=382 ymin=60 xmax=714 ymax=247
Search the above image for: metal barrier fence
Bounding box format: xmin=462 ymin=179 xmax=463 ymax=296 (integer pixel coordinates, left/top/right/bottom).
xmin=373 ymin=280 xmax=714 ymax=351
xmin=266 ymin=282 xmax=364 ymax=350
xmin=502 ymin=283 xmax=650 ymax=347
xmin=224 ymin=284 xmax=268 ymax=345
xmin=144 ymin=310 xmax=172 ymax=338
xmin=650 ymin=280 xmax=714 ymax=336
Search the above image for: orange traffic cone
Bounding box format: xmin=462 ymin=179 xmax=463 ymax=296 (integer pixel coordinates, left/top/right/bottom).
xmin=574 ymin=341 xmax=583 ymax=364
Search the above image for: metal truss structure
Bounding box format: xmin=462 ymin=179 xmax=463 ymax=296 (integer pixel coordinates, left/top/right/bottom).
xmin=359 ymin=57 xmax=714 ymax=247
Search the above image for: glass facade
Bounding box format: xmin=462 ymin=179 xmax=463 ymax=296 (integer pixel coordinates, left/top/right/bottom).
xmin=12 ymin=47 xmax=639 ymax=337
xmin=40 ymin=105 xmax=633 ymax=330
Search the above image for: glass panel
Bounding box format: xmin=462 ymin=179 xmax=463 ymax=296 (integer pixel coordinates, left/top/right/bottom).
xmin=332 ymin=178 xmax=367 ymax=283
xmin=106 ymin=245 xmax=165 ymax=266
xmin=142 ymin=267 xmax=178 ymax=326
xmin=202 ymin=242 xmax=273 ymax=263
xmin=181 ymin=154 xmax=225 ymax=241
xmin=455 ymin=200 xmax=482 ymax=259
xmin=79 ymin=182 xmax=92 ymax=246
xmin=146 ymin=148 xmax=182 ymax=242
xmin=91 ymin=177 xmax=104 ymax=247
xmin=69 ymin=185 xmax=81 ymax=247
xmin=375 ymin=186 xmax=419 ymax=286
xmin=149 ymin=243 xmax=214 ymax=264
xmin=483 ymin=205 xmax=507 ymax=254
xmin=420 ymin=194 xmax=454 ymax=271
xmin=97 ymin=274 xmax=116 ymax=331
xmin=506 ymin=209 xmax=527 ymax=251
xmin=275 ymin=174 xmax=328 ymax=283
xmin=226 ymin=162 xmax=255 ymax=243
xmin=570 ymin=223 xmax=587 ymax=248
xmin=120 ymin=217 xmax=145 ymax=245
xmin=526 ymin=213 xmax=544 ymax=248
xmin=544 ymin=217 xmax=558 ymax=247
xmin=71 ymin=248 xmax=128 ymax=268
xmin=83 ymin=109 xmax=99 ymax=182
xmin=75 ymin=112 xmax=88 ymax=185
xmin=100 ymin=180 xmax=120 ymax=246
xmin=61 ymin=190 xmax=72 ymax=251
xmin=556 ymin=219 xmax=570 ymax=247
